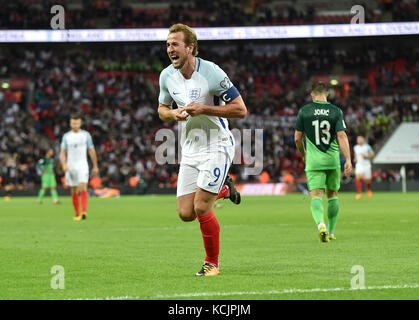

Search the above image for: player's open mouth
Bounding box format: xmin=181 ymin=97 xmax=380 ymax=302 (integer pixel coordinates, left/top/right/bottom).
xmin=171 ymin=56 xmax=180 ymax=63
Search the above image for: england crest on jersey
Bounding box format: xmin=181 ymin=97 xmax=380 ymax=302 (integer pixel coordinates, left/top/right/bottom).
xmin=189 ymin=88 xmax=201 ymax=101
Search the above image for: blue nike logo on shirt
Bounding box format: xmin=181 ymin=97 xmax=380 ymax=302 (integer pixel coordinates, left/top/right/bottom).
xmin=172 ymin=92 xmax=180 ymax=95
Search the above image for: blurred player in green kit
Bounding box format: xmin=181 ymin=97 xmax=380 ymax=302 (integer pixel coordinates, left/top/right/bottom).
xmin=37 ymin=148 xmax=59 ymax=204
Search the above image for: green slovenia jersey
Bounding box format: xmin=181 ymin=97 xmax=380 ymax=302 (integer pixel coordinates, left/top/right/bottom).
xmin=37 ymin=157 xmax=54 ymax=175
xmin=295 ymin=101 xmax=346 ymax=171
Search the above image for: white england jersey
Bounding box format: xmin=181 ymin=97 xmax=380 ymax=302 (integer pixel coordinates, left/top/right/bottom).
xmin=60 ymin=130 xmax=94 ymax=169
xmin=159 ymin=57 xmax=238 ymax=157
xmin=354 ymin=143 xmax=373 ymax=168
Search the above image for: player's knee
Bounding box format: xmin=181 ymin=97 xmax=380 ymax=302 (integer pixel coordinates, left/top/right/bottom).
xmin=177 ymin=210 xmax=196 ymax=222
xmin=194 ymin=203 xmax=212 ymax=217
xmin=310 ymin=189 xmax=323 ymax=198
xmin=327 ymin=190 xmax=338 ymax=198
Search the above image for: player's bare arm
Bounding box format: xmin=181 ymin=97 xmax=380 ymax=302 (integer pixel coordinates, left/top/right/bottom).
xmin=88 ymin=147 xmax=99 ymax=176
xmin=363 ymin=151 xmax=375 ymax=159
xmin=158 ymin=103 xmax=189 ymax=122
xmin=294 ymin=130 xmax=306 ymax=162
xmin=184 ymin=96 xmax=246 ymax=119
xmin=60 ymin=148 xmax=68 ymax=172
xmin=337 ymin=130 xmax=352 ymax=176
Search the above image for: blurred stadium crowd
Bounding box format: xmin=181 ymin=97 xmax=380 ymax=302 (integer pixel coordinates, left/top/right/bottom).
xmin=1 ymin=0 xmax=419 ymax=191
xmin=0 ymin=0 xmax=418 ymax=29
xmin=1 ymin=38 xmax=419 ymax=191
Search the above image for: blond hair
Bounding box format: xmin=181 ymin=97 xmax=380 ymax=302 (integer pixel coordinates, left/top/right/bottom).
xmin=169 ymin=24 xmax=198 ymax=56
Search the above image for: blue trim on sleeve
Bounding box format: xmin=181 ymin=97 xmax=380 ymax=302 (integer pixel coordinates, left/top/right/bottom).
xmin=220 ymin=86 xmax=240 ymax=103
xmin=196 ymin=57 xmax=201 ymax=72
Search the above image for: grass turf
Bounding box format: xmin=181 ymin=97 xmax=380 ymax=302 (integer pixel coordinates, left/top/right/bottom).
xmin=0 ymin=192 xmax=418 ymax=300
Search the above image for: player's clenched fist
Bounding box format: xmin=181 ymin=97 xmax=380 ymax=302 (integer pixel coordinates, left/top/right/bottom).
xmin=185 ymin=102 xmax=205 ymax=117
xmin=172 ymin=108 xmax=189 ymax=121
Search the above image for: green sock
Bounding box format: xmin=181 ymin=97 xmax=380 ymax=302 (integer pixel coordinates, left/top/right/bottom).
xmin=51 ymin=189 xmax=58 ymax=202
xmin=327 ymin=197 xmax=339 ymax=234
xmin=38 ymin=189 xmax=45 ymax=201
xmin=310 ymin=197 xmax=324 ymax=225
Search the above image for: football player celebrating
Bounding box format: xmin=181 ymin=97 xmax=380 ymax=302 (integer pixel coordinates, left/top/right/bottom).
xmin=158 ymin=24 xmax=246 ymax=276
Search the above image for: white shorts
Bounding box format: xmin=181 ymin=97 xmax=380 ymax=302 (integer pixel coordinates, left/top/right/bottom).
xmin=355 ymin=165 xmax=372 ymax=180
xmin=65 ymin=167 xmax=89 ymax=187
xmin=177 ymin=146 xmax=234 ymax=197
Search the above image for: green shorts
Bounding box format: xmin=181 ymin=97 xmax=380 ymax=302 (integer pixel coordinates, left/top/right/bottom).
xmin=306 ymin=168 xmax=341 ymax=191
xmin=41 ymin=174 xmax=57 ymax=188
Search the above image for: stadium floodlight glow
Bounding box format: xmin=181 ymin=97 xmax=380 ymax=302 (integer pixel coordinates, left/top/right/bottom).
xmin=0 ymin=22 xmax=419 ymax=42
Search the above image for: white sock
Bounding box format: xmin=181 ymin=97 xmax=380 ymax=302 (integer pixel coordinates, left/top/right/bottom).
xmin=318 ymin=222 xmax=326 ymax=230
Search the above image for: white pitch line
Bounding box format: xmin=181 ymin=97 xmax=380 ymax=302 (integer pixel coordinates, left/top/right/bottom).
xmin=72 ymin=283 xmax=419 ymax=300
xmin=154 ymin=284 xmax=419 ymax=299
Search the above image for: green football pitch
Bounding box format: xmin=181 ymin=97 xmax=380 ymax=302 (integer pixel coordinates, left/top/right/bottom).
xmin=1 ymin=192 xmax=418 ymax=300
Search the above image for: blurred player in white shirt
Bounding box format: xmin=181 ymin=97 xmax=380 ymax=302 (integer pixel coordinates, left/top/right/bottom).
xmin=60 ymin=114 xmax=99 ymax=221
xmin=354 ymin=136 xmax=375 ymax=199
